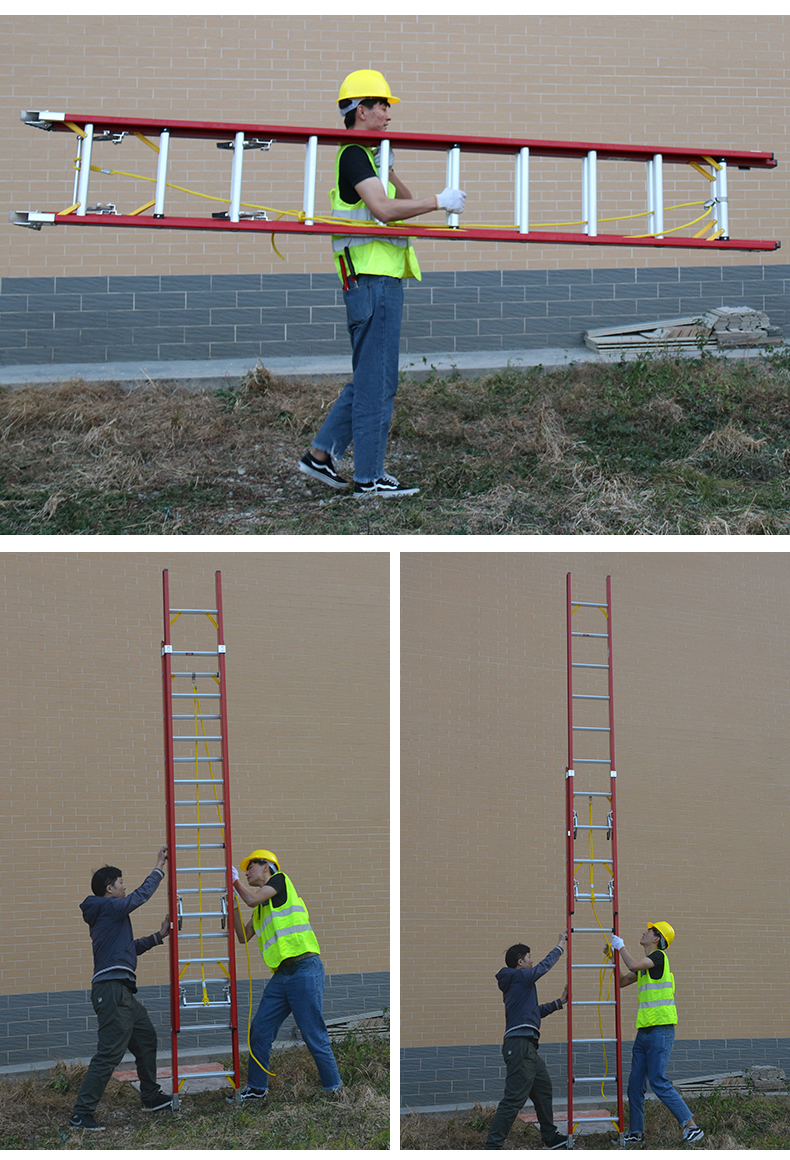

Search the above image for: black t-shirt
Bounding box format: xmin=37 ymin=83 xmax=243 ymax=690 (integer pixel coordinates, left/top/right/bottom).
xmin=266 ymin=872 xmax=288 ymax=909
xmin=646 ymin=950 xmax=665 ymax=980
xmin=338 ymin=144 xmax=376 ymax=205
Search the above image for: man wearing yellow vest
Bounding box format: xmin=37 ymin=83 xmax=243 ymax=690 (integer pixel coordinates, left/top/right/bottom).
xmin=230 ymin=849 xmax=342 ymax=1100
xmin=613 ymin=922 xmax=704 ymax=1145
xmin=298 ymin=68 xmax=466 ymax=498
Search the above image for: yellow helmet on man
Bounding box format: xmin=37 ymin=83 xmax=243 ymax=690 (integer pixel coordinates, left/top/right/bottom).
xmin=648 ymin=921 xmax=675 ymax=948
xmin=240 ymin=849 xmax=280 ymax=873
xmin=337 ymin=69 xmax=400 ymax=106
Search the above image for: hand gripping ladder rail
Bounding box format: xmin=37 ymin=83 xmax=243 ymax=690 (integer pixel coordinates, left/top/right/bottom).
xmin=161 ymin=569 xmax=241 ymax=1107
xmin=11 ymin=109 xmax=780 ymax=252
xmin=564 ymin=574 xmax=623 ymax=1146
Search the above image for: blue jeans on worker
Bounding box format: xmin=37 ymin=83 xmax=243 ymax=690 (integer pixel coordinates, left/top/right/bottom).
xmin=627 ymin=1025 xmax=693 ymax=1133
xmin=246 ymin=954 xmax=342 ymax=1092
xmin=313 ymin=274 xmax=403 ymax=483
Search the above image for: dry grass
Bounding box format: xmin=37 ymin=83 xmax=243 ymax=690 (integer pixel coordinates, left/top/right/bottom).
xmin=2 ymin=347 xmax=790 ymax=534
xmin=0 ymin=1031 xmax=389 ymax=1150
xmin=400 ymin=1089 xmax=790 ymax=1149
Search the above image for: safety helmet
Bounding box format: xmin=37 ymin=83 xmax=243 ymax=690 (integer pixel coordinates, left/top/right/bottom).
xmin=240 ymin=849 xmax=280 ymax=874
xmin=337 ymin=69 xmax=400 ymax=106
xmin=648 ymin=921 xmax=675 ymax=949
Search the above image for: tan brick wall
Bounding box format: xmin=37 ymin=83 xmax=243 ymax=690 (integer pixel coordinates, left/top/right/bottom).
xmin=401 ymin=551 xmax=790 ymax=1048
xmin=2 ymin=551 xmax=388 ymax=994
xmin=3 ymin=15 xmax=786 ymax=278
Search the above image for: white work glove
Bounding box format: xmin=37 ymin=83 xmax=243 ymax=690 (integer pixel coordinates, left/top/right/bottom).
xmin=231 ymin=865 xmax=240 ymax=883
xmin=610 ymin=936 xmax=625 ymax=951
xmin=373 ymin=145 xmax=395 ymax=171
xmin=436 ymin=186 xmax=466 ymax=213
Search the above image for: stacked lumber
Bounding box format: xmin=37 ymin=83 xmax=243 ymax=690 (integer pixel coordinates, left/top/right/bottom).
xmin=584 ymin=306 xmax=782 ymax=354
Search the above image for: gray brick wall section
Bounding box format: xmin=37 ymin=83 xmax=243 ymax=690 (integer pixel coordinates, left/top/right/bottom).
xmin=0 ymin=971 xmax=388 ymax=1069
xmin=1 ymin=265 xmax=787 ymax=367
xmin=401 ymin=1038 xmax=790 ymax=1107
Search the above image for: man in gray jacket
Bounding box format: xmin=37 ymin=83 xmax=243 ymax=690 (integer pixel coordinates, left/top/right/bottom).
xmin=69 ymin=846 xmax=171 ymax=1131
xmin=484 ymin=931 xmax=569 ymax=1150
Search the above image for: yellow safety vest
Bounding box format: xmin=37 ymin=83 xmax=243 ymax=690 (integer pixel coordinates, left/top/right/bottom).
xmin=329 ymin=143 xmax=421 ymax=282
xmin=251 ymin=873 xmax=321 ymax=971
xmin=636 ymin=951 xmax=678 ymax=1028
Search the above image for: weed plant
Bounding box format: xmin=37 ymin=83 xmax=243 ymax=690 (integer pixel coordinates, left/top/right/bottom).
xmin=2 ymin=348 xmax=790 ymax=534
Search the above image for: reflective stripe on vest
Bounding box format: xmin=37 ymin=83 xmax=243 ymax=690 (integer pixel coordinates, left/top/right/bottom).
xmin=252 ymin=874 xmax=321 ymax=971
xmin=330 ymin=144 xmax=409 ymax=255
xmin=636 ymin=951 xmax=678 ymax=1028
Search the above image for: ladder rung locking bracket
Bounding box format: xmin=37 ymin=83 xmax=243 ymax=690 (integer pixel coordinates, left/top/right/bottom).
xmin=12 ymin=111 xmax=780 ymax=252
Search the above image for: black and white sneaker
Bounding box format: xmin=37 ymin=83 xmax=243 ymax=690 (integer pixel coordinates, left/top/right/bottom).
xmin=624 ymin=1131 xmax=644 ymax=1145
xmin=353 ymin=477 xmax=420 ymax=498
xmin=142 ymin=1091 xmax=173 ymax=1111
xmin=298 ymin=451 xmax=349 ymax=490
xmin=682 ymin=1125 xmax=704 ymax=1145
xmin=543 ymin=1133 xmax=569 ymax=1149
xmin=226 ymin=1084 xmax=268 ymax=1103
xmin=68 ymin=1113 xmax=105 ymax=1131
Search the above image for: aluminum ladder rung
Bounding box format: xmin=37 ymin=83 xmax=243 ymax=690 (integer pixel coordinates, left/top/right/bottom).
xmin=574 ymin=759 xmax=612 ymax=765
xmin=573 ymin=858 xmax=612 ymax=865
xmin=177 ymin=865 xmax=227 ymax=873
xmin=572 ymin=1038 xmax=618 ymax=1044
xmin=180 ymin=978 xmax=230 ymax=987
xmin=172 ymin=673 xmax=219 ymax=680
xmin=177 ymin=887 xmax=227 ymax=894
xmin=572 ymin=1000 xmax=616 ymax=1007
xmin=172 ymin=691 xmax=220 ymax=698
xmin=180 ymin=910 xmax=226 ymax=918
xmin=574 ymin=894 xmax=613 ymax=903
xmin=169 ymin=650 xmax=220 ymax=657
xmin=572 ymin=790 xmax=612 ymax=796
xmin=169 ymin=607 xmax=218 ymax=615
xmin=174 ymin=799 xmax=225 ymax=807
xmin=174 ymin=756 xmax=223 ymax=763
xmin=573 ymin=1076 xmax=618 ymax=1084
xmin=572 ymin=662 xmax=609 ymax=669
xmin=173 ymin=734 xmax=223 ymax=741
xmin=174 ymin=1069 xmax=234 ymax=1080
xmin=572 ymin=963 xmax=615 ymax=969
xmin=573 ymin=725 xmax=610 ymax=732
xmin=175 ymin=843 xmax=225 ymax=850
xmin=572 ymin=927 xmax=614 ymax=933
xmin=174 ymin=779 xmax=225 ymax=785
xmin=173 ymin=714 xmax=221 ymax=720
xmin=175 ymin=822 xmax=225 ymax=829
xmin=571 ymin=632 xmax=608 ymax=638
xmin=574 ymin=825 xmax=610 ymax=831
xmin=573 ymin=694 xmax=610 ymax=700
xmin=179 ymin=1023 xmax=231 ymax=1033
xmin=178 ymin=931 xmax=227 ymax=940
xmin=573 ymin=601 xmax=610 ymax=608
xmin=177 ymin=956 xmax=229 ymax=964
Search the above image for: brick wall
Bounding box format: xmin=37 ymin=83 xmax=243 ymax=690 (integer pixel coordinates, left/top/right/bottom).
xmin=1 ymin=264 xmax=787 ymax=366
xmin=1 ymin=552 xmax=389 ymax=997
xmin=400 ymin=553 xmax=790 ymax=1073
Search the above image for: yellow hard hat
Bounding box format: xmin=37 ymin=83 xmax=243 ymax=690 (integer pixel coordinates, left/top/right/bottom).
xmin=240 ymin=849 xmax=280 ymax=873
xmin=337 ymin=69 xmax=400 ymax=105
xmin=648 ymin=921 xmax=675 ymax=948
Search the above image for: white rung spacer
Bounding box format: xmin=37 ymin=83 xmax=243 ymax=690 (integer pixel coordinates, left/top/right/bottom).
xmin=154 ymin=128 xmax=170 ymax=217
xmin=76 ymin=123 xmax=94 ymax=215
xmin=229 ymin=131 xmax=245 ymax=223
xmin=303 ymin=134 xmax=318 ymax=225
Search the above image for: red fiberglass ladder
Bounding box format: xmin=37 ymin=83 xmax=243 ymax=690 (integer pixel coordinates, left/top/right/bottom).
xmin=161 ymin=569 xmax=241 ymax=1108
xmin=11 ymin=109 xmax=780 ymax=252
xmin=564 ymin=574 xmax=623 ymax=1147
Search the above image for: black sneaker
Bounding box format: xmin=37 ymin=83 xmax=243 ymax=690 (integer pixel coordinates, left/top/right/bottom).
xmin=353 ymin=477 xmax=420 ymax=498
xmin=226 ymin=1084 xmax=268 ymax=1103
xmin=624 ymin=1132 xmax=644 ymax=1145
xmin=142 ymin=1091 xmax=172 ymax=1111
xmin=682 ymin=1125 xmax=704 ymax=1145
xmin=298 ymin=451 xmax=348 ymax=490
xmin=69 ymin=1113 xmax=105 ymax=1131
xmin=543 ymin=1133 xmax=568 ymax=1149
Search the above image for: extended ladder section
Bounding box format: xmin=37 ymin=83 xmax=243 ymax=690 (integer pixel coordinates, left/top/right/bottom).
xmin=11 ymin=110 xmax=779 ymax=252
xmin=161 ymin=569 xmax=241 ymax=1108
xmin=564 ymin=574 xmax=623 ymax=1146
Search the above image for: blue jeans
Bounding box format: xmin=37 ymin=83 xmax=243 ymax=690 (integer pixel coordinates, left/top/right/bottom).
xmin=313 ymin=274 xmax=403 ymax=483
xmin=627 ymin=1025 xmax=692 ymax=1133
xmin=247 ymin=954 xmax=342 ymax=1092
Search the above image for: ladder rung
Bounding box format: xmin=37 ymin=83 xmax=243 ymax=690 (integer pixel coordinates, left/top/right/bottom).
xmin=173 ymin=756 xmax=223 ymax=763
xmin=572 ymin=963 xmax=615 ymax=969
xmin=180 ymin=910 xmax=226 ymax=918
xmin=574 ymin=825 xmax=610 ymax=831
xmin=572 ymin=1038 xmax=618 ymax=1044
xmin=573 ymin=1076 xmax=618 ymax=1083
xmin=177 ymin=887 xmax=227 ymax=894
xmin=573 ymin=694 xmax=610 ymax=700
xmin=174 ymin=779 xmax=225 ymax=785
xmin=180 ymin=977 xmax=230 ymax=986
xmin=572 ymin=790 xmax=612 ymax=796
xmin=177 ymin=866 xmax=227 ymax=873
xmin=175 ymin=843 xmax=225 ymax=849
xmin=175 ymin=801 xmax=225 ymax=808
xmin=178 ymin=1023 xmax=231 ymax=1032
xmin=573 ymin=601 xmax=609 ymax=608
xmin=173 ymin=714 xmax=221 ymax=720
xmin=574 ymin=895 xmax=613 ymax=903
xmin=572 ymin=1000 xmax=616 ymax=1006
xmin=172 ymin=1069 xmax=234 ymax=1080
xmin=169 ymin=650 xmax=219 ymax=656
xmin=172 ymin=691 xmax=220 ymax=698
xmin=175 ymin=822 xmax=225 ymax=829
xmin=172 ymin=673 xmax=219 ymax=680
xmin=169 ymin=607 xmax=218 ymax=615
xmin=574 ymin=759 xmax=612 ymax=765
xmin=573 ymin=858 xmax=612 ymax=864
xmin=178 ymin=931 xmax=227 ymax=939
xmin=571 ymin=632 xmax=608 ymax=638
xmin=573 ymin=726 xmax=610 ymax=732
xmin=572 ymin=663 xmax=609 ymax=669
xmin=177 ymin=956 xmax=229 ymax=964
xmin=173 ymin=735 xmax=222 ymax=741
xmin=572 ymin=927 xmax=614 ymax=933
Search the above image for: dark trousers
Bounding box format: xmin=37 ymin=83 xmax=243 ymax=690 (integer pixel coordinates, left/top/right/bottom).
xmin=484 ymin=1036 xmax=559 ymax=1149
xmin=73 ymin=981 xmax=161 ymax=1114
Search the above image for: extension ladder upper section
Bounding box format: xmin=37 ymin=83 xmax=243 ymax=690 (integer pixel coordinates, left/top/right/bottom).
xmin=19 ymin=110 xmax=778 ymax=168
xmin=13 ymin=109 xmax=780 ymax=252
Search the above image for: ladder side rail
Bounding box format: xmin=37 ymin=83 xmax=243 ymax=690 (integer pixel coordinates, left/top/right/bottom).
xmin=23 ymin=112 xmax=779 ymax=167
xmin=606 ymin=575 xmax=625 ymax=1135
xmin=565 ymin=573 xmax=575 ymax=1139
xmin=215 ymin=571 xmax=242 ymax=1092
xmin=161 ymin=569 xmax=181 ymax=1099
